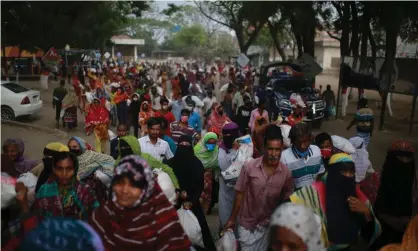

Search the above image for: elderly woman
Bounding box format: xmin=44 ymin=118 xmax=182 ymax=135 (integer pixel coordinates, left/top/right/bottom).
xmin=269 ymin=203 xmax=325 ymax=251
xmin=67 ymin=137 xmax=114 ymax=202
xmin=194 ymin=132 xmax=219 ymax=214
xmin=169 ymin=135 xmax=216 ymax=250
xmin=371 ymin=140 xmax=418 ymax=249
xmin=89 ymin=155 xmax=191 ymax=251
xmin=2 ymin=138 xmax=39 ymax=175
xmin=218 ymin=122 xmax=241 ymax=229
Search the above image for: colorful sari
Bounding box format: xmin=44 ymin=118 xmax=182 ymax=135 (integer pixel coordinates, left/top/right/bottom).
xmin=139 ymin=101 xmax=154 ymax=136
xmin=208 ymin=103 xmax=231 ymax=133
xmin=85 ymin=99 xmax=109 ymax=141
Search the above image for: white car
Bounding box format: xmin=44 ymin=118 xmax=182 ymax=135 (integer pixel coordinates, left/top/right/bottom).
xmin=1 ymin=82 xmax=43 ymax=120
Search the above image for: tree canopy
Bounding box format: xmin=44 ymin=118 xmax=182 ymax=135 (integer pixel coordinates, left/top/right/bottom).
xmin=1 ymin=1 xmax=150 ymax=52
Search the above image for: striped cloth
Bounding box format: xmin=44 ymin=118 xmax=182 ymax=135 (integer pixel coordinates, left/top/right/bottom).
xmin=280 ymin=145 xmax=325 ymax=190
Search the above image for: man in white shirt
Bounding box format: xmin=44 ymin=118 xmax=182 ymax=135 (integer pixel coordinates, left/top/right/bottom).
xmin=150 ymin=86 xmax=162 ymax=111
xmin=138 ymin=118 xmax=174 ymax=161
xmin=202 ymin=89 xmax=217 ymax=113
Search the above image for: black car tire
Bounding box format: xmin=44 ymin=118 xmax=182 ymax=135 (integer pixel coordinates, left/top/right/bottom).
xmin=1 ymin=106 xmax=16 ymax=121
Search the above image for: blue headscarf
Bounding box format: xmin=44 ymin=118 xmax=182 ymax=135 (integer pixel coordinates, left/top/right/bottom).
xmin=70 ymin=136 xmax=88 ymax=153
xmin=18 ymin=217 xmax=104 ymax=251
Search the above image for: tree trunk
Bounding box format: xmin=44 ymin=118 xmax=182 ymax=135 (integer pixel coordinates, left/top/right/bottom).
xmin=267 ymin=21 xmax=287 ymax=61
xmin=360 ymin=3 xmax=371 ymax=71
xmin=350 ymin=2 xmax=360 ymax=70
xmin=341 ymin=2 xmax=351 ymax=57
xmin=242 ymin=22 xmax=266 ymax=54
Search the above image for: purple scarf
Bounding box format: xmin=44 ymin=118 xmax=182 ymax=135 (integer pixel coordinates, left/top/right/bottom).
xmin=219 ymin=122 xmax=241 ymax=151
xmin=3 ymin=138 xmax=39 ymax=173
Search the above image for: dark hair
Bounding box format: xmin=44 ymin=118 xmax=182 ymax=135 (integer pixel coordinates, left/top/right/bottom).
xmin=258 ymin=98 xmax=266 ymax=106
xmin=289 ymin=123 xmax=312 ymax=144
xmin=243 ymin=95 xmax=251 ymax=101
xmin=117 ymin=123 xmax=129 ymax=131
xmin=60 ymin=80 xmax=65 ymax=86
xmin=146 ymin=118 xmax=160 ymax=129
xmin=359 ymin=98 xmax=368 ymax=108
xmin=264 ymin=125 xmax=283 ymax=145
xmin=159 ymin=117 xmax=169 ymax=130
xmin=314 ymin=132 xmax=332 ymax=147
xmin=181 ymin=109 xmax=191 ymax=116
xmin=160 ymin=97 xmax=169 ymax=105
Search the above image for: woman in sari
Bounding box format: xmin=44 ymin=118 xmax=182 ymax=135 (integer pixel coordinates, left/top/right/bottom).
xmin=67 ymin=137 xmax=114 ymax=202
xmin=371 ymin=140 xmax=417 ymax=249
xmin=207 ymin=103 xmax=231 ymax=133
xmin=12 ymin=142 xmax=99 ymax=248
xmin=169 ymin=136 xmax=216 ymax=251
xmin=61 ymin=86 xmax=78 ymax=130
xmin=194 ymin=132 xmax=219 ymax=214
xmin=138 ymin=100 xmax=154 ymax=137
xmin=89 ymin=155 xmax=191 ymax=251
xmin=290 ymin=153 xmax=381 ymax=250
xmin=113 ymin=87 xmax=129 ymax=125
xmin=2 ymin=138 xmax=39 ymax=174
xmin=85 ymin=98 xmax=110 ymax=153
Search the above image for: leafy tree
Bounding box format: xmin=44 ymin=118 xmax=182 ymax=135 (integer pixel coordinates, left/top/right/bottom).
xmin=1 ymin=1 xmax=149 ymax=52
xmin=195 ymin=1 xmax=281 ymax=54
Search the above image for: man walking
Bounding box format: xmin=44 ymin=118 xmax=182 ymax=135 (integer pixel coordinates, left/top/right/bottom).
xmin=52 ymin=80 xmax=68 ymax=128
xmin=224 ymin=125 xmax=294 ymax=250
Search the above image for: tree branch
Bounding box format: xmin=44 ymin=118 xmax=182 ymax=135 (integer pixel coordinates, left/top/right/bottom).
xmin=193 ymin=1 xmax=231 ymax=28
xmin=326 ymin=30 xmax=341 ymax=41
xmin=331 ymin=1 xmax=343 ymax=18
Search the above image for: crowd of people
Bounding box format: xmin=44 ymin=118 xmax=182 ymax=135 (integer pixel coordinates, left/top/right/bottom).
xmin=1 ymin=60 xmax=417 ymax=251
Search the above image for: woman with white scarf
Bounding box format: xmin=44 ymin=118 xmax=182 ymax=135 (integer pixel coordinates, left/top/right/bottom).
xmin=268 ymin=203 xmax=325 ymax=251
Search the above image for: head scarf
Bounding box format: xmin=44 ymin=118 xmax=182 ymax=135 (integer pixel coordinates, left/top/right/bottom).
xmin=349 ymin=136 xmax=372 ymax=182
xmin=270 ymin=203 xmax=325 ymax=251
xmin=168 ymin=135 xmax=204 ymax=202
xmin=326 ymin=153 xmax=362 ymax=244
xmin=194 ymin=132 xmax=219 ymax=169
xmin=209 ymin=104 xmax=230 ymax=131
xmin=18 ymin=217 xmax=104 ymax=251
xmin=2 ymin=138 xmax=38 ymax=173
xmin=85 ymin=99 xmax=109 ymax=131
xmin=220 ymin=122 xmax=240 ymax=151
xmin=375 ymin=140 xmax=416 ymax=217
xmin=69 ymin=136 xmax=94 ymax=154
xmin=68 ymin=137 xmax=114 ymax=181
xmin=112 ymin=155 xmax=155 ymax=208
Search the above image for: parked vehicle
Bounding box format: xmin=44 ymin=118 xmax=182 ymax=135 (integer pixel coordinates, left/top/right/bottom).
xmin=258 ymin=62 xmax=324 ymax=128
xmin=1 ymin=82 xmax=43 ymax=120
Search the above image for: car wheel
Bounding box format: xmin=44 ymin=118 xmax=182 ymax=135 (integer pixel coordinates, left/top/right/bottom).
xmin=1 ymin=106 xmax=16 ymax=121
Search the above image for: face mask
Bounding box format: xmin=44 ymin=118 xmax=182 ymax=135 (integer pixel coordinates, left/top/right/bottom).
xmin=162 ymin=105 xmax=168 ymax=110
xmin=294 ymin=147 xmax=310 ymax=158
xmin=133 ymin=97 xmax=138 ymax=101
xmin=69 ymin=149 xmax=81 ymax=156
xmin=205 ymin=143 xmax=216 ymax=151
xmin=321 ymin=148 xmax=332 ymax=159
xmin=181 ymin=116 xmax=189 ymax=123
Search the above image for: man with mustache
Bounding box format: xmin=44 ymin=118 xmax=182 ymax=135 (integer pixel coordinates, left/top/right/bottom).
xmin=223 ymin=125 xmax=294 ymax=251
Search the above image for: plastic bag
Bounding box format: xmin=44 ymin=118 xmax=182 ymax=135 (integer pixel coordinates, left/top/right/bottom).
xmin=221 ymin=135 xmax=254 ymax=182
xmin=17 ymin=172 xmax=38 ymax=207
xmin=1 ymin=172 xmax=17 ymax=209
xmin=108 ymin=130 xmax=117 ymax=141
xmin=177 ymin=208 xmax=204 ymax=248
xmin=216 ymin=230 xmax=238 ymax=251
xmin=154 ymin=168 xmax=176 ymax=205
xmin=279 ymin=124 xmax=292 ymax=149
xmin=331 ymin=135 xmax=356 ymax=154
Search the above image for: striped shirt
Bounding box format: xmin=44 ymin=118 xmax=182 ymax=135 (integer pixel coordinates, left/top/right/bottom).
xmin=280 ymin=145 xmax=325 ymax=190
xmin=170 ymin=122 xmax=197 ymax=143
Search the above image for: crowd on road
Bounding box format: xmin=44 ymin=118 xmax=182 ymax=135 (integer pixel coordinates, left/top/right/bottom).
xmin=1 ymin=60 xmax=417 ymax=251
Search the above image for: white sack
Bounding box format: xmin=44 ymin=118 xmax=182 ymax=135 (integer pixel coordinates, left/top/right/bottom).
xmin=177 ymin=208 xmax=204 ymax=248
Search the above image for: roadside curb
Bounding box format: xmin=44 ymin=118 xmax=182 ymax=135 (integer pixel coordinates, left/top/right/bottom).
xmin=1 ymin=120 xmax=68 ymax=138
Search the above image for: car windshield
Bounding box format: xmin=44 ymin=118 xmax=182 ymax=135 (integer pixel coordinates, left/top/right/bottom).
xmin=2 ymin=83 xmax=29 ymax=93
